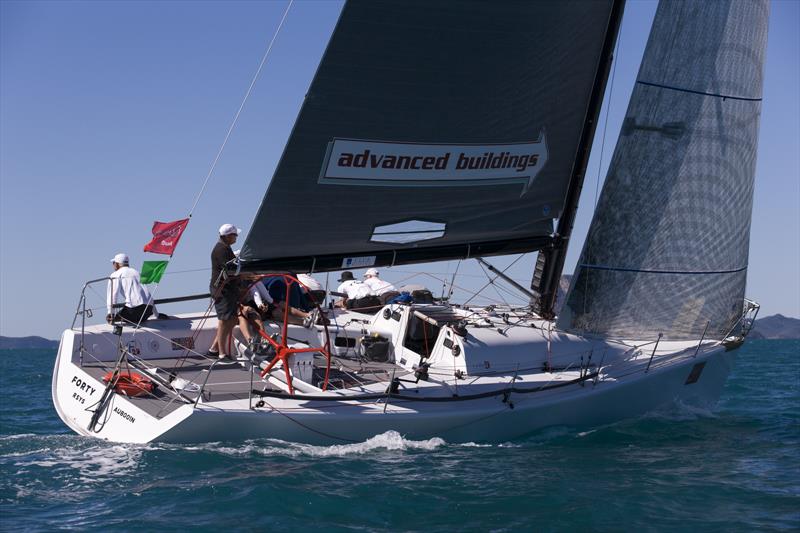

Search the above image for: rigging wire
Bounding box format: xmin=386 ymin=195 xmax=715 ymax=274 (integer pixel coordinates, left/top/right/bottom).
xmin=446 ymin=259 xmax=462 ymax=301
xmin=188 ymin=0 xmax=294 ymax=217
xmin=115 ymin=1 xmax=295 ymax=348
xmin=477 ymin=261 xmax=512 ymax=309
xmin=462 ymin=254 xmax=526 ymax=306
xmin=593 ymin=17 xmax=622 ymax=210
xmin=582 ymin=20 xmax=623 ymax=317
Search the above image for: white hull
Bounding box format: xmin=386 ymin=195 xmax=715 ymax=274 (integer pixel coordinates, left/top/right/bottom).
xmin=158 ymin=350 xmax=734 ymax=445
xmin=52 ymin=305 xmax=741 ymax=445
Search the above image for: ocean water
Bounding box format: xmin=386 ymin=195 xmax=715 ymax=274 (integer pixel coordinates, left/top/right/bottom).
xmin=0 ymin=340 xmax=797 ymax=532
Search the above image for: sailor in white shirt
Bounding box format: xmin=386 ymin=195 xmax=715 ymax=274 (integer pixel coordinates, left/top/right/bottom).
xmin=335 ymin=271 xmax=372 ymax=309
xmin=249 ymin=278 xmax=274 ymax=311
xmin=106 ymin=253 xmax=157 ymax=325
xmin=362 ymin=268 xmax=399 ymax=303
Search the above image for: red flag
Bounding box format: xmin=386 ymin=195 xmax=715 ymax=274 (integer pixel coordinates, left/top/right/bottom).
xmin=143 ymin=218 xmax=189 ymax=255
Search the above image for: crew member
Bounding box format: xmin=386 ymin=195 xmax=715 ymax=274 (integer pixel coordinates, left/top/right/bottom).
xmin=260 ymin=274 xmax=313 ymax=325
xmin=298 ymin=273 xmax=326 ymax=305
xmin=363 ymin=268 xmax=399 ymax=304
xmin=106 ymin=253 xmax=157 ymax=325
xmin=336 ymin=271 xmax=380 ymax=313
xmin=238 ymin=274 xmax=273 ymax=347
xmin=209 ymin=224 xmax=240 ymax=362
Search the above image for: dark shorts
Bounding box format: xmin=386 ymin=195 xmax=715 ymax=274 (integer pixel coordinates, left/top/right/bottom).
xmin=213 ymin=284 xmax=239 ymax=321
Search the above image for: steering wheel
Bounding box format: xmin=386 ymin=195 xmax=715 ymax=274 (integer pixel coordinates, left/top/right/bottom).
xmin=245 ymin=273 xmax=331 ymax=395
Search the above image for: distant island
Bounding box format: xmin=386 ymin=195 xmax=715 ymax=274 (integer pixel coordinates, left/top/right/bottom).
xmin=0 ymin=336 xmax=59 ymax=350
xmin=749 ymin=314 xmax=800 ymax=340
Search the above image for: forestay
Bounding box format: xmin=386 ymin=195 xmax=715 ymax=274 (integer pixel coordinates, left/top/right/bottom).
xmin=558 ymin=0 xmax=769 ymax=340
xmin=240 ymin=0 xmax=621 ymax=273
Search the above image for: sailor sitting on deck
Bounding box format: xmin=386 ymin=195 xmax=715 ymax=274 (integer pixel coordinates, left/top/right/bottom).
xmin=106 ymin=253 xmax=157 ymax=326
xmin=259 ymin=274 xmax=314 ymax=325
xmin=335 ymin=271 xmax=381 ymax=314
xmin=362 ymin=268 xmax=400 ymax=304
xmin=238 ymin=274 xmax=273 ymax=346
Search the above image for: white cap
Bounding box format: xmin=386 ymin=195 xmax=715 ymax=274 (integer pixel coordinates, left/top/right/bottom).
xmin=364 ymin=268 xmax=379 ymax=277
xmin=219 ymin=223 xmax=241 ymax=236
xmin=298 ymin=273 xmax=322 ymax=291
xmin=110 ymin=253 xmax=129 ymax=265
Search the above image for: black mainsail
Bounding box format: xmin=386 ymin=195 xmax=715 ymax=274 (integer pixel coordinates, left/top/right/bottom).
xmin=558 ymin=0 xmax=769 ymax=340
xmin=240 ymin=0 xmax=624 ymax=274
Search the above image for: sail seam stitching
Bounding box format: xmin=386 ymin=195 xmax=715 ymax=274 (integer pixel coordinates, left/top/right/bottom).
xmin=636 ymin=81 xmax=762 ymax=102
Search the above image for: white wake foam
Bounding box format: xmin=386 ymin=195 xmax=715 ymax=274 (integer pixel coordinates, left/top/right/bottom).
xmin=11 ymin=440 xmax=143 ymax=482
xmin=158 ymin=430 xmax=446 ymax=458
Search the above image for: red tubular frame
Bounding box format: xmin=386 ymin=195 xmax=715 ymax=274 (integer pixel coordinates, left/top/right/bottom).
xmin=242 ymin=273 xmax=331 ymax=395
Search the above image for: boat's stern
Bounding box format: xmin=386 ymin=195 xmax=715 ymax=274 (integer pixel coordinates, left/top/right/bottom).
xmin=51 ymin=327 xmax=195 ymax=443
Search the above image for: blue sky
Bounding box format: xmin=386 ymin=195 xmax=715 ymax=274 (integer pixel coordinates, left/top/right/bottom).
xmin=1 ymin=0 xmax=798 ymax=339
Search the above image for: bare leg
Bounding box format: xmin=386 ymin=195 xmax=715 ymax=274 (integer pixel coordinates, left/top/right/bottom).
xmin=251 ymin=316 xmax=265 ymax=337
xmin=289 ymin=307 xmax=310 ymax=320
xmin=217 ymin=317 xmax=237 ymax=357
xmin=212 ymin=324 xmax=224 ymax=355
xmin=238 ymin=308 xmax=266 ymax=344
xmin=238 ymin=309 xmax=254 ymax=343
xmin=270 ymin=302 xmax=309 ymax=325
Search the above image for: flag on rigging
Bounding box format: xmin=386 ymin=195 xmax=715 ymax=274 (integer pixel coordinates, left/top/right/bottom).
xmin=143 ymin=218 xmax=189 ymax=255
xmin=140 ymin=261 xmax=169 ymax=284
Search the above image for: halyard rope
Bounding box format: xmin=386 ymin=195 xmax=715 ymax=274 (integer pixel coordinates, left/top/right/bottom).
xmin=123 ymin=1 xmax=295 ymax=347
xmin=188 ymin=0 xmax=294 ymax=217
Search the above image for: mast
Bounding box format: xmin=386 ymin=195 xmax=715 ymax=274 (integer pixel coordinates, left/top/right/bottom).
xmin=532 ymin=0 xmax=626 ymax=319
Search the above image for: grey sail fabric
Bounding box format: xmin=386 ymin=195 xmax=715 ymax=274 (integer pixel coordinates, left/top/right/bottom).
xmin=240 ymin=0 xmax=620 ymax=273
xmin=558 ymin=0 xmax=769 ymax=340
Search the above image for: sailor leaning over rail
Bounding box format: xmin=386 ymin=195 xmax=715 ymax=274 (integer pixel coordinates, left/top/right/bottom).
xmin=335 ymin=271 xmax=381 ymax=314
xmin=106 ymin=252 xmax=157 ymax=326
xmin=362 ymin=268 xmax=399 ymax=304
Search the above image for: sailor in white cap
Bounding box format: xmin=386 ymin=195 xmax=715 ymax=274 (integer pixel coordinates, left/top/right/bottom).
xmin=208 ymin=224 xmax=241 ymax=361
xmin=107 ymin=253 xmax=157 ymax=325
xmin=297 ymin=273 xmax=326 ymax=305
xmin=363 ymin=268 xmax=399 ymax=304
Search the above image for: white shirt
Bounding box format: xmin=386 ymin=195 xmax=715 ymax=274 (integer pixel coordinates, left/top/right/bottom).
xmin=107 ymin=266 xmax=156 ymax=314
xmin=337 ymin=279 xmax=371 ymax=300
xmin=249 ymin=281 xmax=274 ymax=308
xmin=364 ymin=276 xmax=396 ymax=296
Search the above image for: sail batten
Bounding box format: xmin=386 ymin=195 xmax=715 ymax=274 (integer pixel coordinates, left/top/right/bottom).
xmin=240 ymin=0 xmax=622 ymax=273
xmin=558 ymin=0 xmax=769 ymax=341
xmin=635 ymin=80 xmax=763 ymax=102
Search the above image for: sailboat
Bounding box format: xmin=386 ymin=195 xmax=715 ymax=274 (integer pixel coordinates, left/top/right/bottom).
xmin=52 ymin=0 xmax=768 ymax=444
